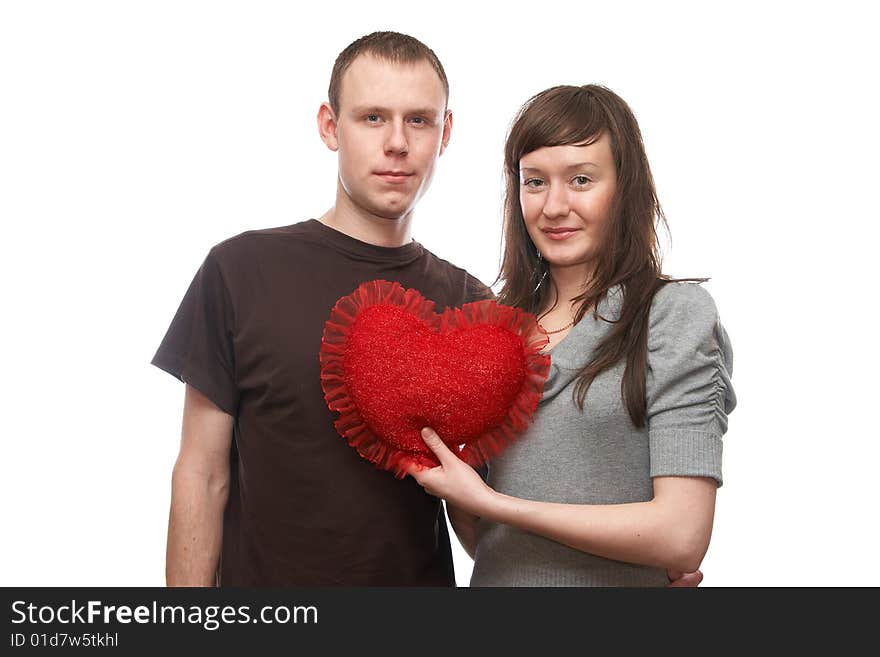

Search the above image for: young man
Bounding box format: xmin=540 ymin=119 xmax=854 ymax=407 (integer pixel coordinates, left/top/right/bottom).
xmin=152 ymin=32 xmax=489 ymax=586
xmin=153 ymin=31 xmax=703 ymax=587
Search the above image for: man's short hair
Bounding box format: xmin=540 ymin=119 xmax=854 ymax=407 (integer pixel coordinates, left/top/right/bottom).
xmin=328 ymin=31 xmax=449 ymax=115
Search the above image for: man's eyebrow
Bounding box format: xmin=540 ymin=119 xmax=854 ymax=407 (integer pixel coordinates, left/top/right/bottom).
xmin=408 ymin=107 xmax=443 ymax=117
xmin=349 ymin=105 xmax=443 ymax=117
xmin=350 ymin=105 xmax=389 ymax=115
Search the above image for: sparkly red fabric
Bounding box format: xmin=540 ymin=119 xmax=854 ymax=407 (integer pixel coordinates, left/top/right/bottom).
xmin=319 ymin=280 xmax=551 ymax=478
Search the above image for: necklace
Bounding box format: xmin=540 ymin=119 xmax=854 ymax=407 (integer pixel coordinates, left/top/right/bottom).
xmin=542 ymin=320 xmax=574 ymax=335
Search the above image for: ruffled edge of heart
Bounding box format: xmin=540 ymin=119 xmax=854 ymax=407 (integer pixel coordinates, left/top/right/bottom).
xmin=319 ymin=279 xmax=551 ymax=479
xmin=441 ymin=301 xmax=551 ymax=470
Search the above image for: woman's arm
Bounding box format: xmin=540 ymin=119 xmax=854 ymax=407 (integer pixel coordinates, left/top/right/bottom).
xmin=410 ymin=428 xmax=716 ymax=573
xmin=485 ymin=475 xmax=715 ymax=573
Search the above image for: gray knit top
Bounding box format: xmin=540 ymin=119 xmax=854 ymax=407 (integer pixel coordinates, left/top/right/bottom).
xmin=469 ymin=282 xmax=736 ymax=587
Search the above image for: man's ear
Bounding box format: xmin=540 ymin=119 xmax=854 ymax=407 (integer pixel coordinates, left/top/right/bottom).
xmin=439 ymin=109 xmax=452 ymax=156
xmin=317 ymin=102 xmax=339 ymax=151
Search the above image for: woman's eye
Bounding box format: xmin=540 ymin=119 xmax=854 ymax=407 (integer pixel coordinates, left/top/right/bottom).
xmin=572 ymin=175 xmax=591 ymax=186
xmin=523 ymin=179 xmax=544 ymax=188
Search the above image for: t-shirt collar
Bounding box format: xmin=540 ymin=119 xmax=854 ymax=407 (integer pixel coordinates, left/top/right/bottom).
xmin=307 ymin=219 xmax=424 ymax=264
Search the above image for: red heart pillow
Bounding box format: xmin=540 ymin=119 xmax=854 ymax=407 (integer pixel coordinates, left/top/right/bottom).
xmin=319 ymin=280 xmax=550 ymax=478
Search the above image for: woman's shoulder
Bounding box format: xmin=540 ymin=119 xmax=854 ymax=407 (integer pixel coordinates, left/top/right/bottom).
xmin=647 ymin=282 xmax=725 ymax=351
xmin=649 ymin=281 xmax=719 ymax=328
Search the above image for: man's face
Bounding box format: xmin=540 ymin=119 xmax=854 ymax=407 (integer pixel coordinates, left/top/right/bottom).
xmin=328 ymin=54 xmax=450 ymax=221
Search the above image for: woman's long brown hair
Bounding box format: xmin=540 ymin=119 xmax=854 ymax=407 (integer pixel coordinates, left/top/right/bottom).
xmin=495 ymin=85 xmax=704 ymax=427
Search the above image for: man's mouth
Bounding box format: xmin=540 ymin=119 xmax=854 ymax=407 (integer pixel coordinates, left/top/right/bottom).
xmin=375 ymin=171 xmax=414 ymax=184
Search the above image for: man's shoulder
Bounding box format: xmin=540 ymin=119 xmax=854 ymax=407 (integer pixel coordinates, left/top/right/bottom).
xmin=418 ymin=246 xmax=495 ymax=302
xmin=207 ymin=220 xmax=318 ymax=262
xmin=418 ymin=245 xmax=468 ymax=276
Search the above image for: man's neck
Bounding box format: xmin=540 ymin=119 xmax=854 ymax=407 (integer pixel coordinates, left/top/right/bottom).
xmin=318 ymin=187 xmax=414 ymax=248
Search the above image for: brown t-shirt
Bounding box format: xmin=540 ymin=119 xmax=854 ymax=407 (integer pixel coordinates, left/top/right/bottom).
xmin=152 ymin=219 xmax=491 ymax=585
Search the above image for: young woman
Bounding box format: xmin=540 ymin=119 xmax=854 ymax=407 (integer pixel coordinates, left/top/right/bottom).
xmin=408 ymin=85 xmax=736 ymax=586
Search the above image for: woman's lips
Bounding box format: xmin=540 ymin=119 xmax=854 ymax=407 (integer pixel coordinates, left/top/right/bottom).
xmin=542 ymin=228 xmax=580 ymax=241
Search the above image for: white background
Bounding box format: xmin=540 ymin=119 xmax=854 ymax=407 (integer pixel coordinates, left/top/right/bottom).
xmin=1 ymin=0 xmax=877 ymax=586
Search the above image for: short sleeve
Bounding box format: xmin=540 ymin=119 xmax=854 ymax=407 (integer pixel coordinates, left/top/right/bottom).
xmin=151 ymin=248 xmax=239 ymax=416
xmin=646 ymin=283 xmax=736 ymax=487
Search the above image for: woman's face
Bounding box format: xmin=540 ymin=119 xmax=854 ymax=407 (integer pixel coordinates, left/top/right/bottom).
xmin=519 ymin=133 xmax=617 ymax=277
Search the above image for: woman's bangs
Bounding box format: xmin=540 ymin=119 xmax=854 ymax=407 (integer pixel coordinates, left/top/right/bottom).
xmin=518 ymin=92 xmax=606 ymax=156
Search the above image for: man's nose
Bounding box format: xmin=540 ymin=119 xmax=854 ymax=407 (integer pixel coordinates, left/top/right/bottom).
xmin=384 ymin=120 xmax=409 ymax=155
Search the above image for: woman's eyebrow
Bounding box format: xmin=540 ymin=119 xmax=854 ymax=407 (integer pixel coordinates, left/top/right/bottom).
xmin=521 ymin=162 xmax=600 ymax=174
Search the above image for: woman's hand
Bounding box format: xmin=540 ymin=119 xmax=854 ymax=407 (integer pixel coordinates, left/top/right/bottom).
xmin=407 ymin=428 xmax=496 ymax=516
xmin=666 ymin=569 xmax=704 ymax=587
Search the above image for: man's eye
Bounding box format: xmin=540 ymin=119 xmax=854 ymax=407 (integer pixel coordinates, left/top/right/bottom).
xmin=410 ymin=117 xmax=425 ymax=125
xmin=366 ymin=114 xmax=380 ymax=123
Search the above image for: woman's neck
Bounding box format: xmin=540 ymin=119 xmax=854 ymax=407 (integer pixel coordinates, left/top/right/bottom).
xmin=543 ymin=262 xmax=595 ymax=316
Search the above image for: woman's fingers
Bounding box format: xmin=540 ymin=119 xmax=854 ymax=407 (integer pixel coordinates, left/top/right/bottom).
xmin=420 ymin=427 xmax=456 ymax=466
xmin=666 ymin=569 xmax=703 ymax=587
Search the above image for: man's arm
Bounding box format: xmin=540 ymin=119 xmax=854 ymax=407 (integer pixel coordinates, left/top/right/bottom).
xmin=166 ymin=384 xmax=234 ymax=586
xmin=445 ymin=503 xmax=479 ymax=560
